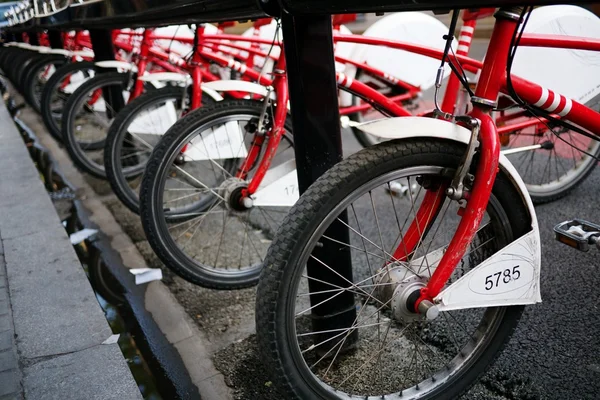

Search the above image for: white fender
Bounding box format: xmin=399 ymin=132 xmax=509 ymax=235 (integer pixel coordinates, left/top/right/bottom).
xmin=138 ymin=72 xmax=189 ymax=83
xmin=513 ymin=5 xmax=600 ymax=105
xmin=356 ymin=117 xmax=542 ymax=310
xmin=199 ymin=86 xmax=224 ymax=102
xmin=38 ymin=48 xmax=93 ymax=58
xmin=136 ymin=73 xmax=224 ymax=102
xmin=72 ymin=50 xmax=94 ymax=59
xmin=95 ymin=61 xmax=137 ymax=72
xmin=37 ymin=47 xmax=70 ymax=55
xmin=202 ymin=80 xmax=276 ymax=101
xmin=13 ymin=42 xmax=37 ymax=50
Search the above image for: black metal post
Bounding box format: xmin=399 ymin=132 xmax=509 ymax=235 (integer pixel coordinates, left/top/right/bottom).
xmin=88 ymin=29 xmax=125 ymax=117
xmin=281 ymin=15 xmax=357 ymax=347
xmin=27 ymin=32 xmax=39 ymax=46
xmin=48 ymin=30 xmax=63 ymax=49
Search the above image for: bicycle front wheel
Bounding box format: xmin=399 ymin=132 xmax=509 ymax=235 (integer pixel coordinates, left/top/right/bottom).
xmin=140 ymin=99 xmax=295 ymax=289
xmin=21 ymin=55 xmax=67 ymax=112
xmin=61 ymin=71 xmax=131 ymax=178
xmin=257 ymin=138 xmax=529 ymax=399
xmin=105 ymin=85 xmax=214 ymax=215
xmin=40 ymin=61 xmax=96 ymax=142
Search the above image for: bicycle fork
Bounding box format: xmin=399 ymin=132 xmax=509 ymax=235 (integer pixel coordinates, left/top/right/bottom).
xmin=392 ymin=9 xmax=521 ymax=316
xmin=235 ymin=55 xmax=289 ymax=206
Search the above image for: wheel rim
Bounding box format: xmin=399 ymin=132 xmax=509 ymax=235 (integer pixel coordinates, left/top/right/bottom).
xmin=503 ymin=122 xmax=600 ymax=198
xmin=154 ymin=113 xmax=295 ymax=278
xmin=282 ymin=166 xmax=514 ymax=398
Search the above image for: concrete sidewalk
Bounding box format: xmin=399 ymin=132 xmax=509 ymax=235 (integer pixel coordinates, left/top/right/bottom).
xmin=0 ymin=100 xmax=141 ymax=400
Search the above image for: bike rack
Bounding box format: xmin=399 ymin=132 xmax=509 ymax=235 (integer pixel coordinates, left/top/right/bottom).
xmin=281 ymin=13 xmax=358 ymax=344
xmin=5 ymin=0 xmax=597 ymax=345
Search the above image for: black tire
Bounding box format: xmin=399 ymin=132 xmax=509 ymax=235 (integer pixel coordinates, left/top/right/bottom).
xmin=40 ymin=61 xmax=96 ymax=142
xmin=61 ymin=71 xmax=130 ymax=178
xmin=4 ymin=49 xmax=31 ymax=84
xmin=13 ymin=52 xmax=45 ymax=90
xmin=140 ymin=99 xmax=294 ymax=289
xmin=256 ymin=138 xmax=530 ymax=399
xmin=21 ymin=55 xmax=68 ymax=113
xmin=0 ymin=46 xmax=16 ymax=69
xmin=104 ymin=85 xmax=215 ymax=215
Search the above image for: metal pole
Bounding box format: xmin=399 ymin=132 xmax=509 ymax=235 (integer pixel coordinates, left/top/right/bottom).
xmin=281 ymin=14 xmax=357 ymax=348
xmin=27 ymin=32 xmax=39 ymax=46
xmin=88 ymin=29 xmax=125 ymax=117
xmin=48 ymin=30 xmax=63 ymax=49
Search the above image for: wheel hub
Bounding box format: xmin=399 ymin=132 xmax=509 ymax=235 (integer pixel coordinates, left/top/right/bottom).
xmin=219 ymin=177 xmax=252 ymax=211
xmin=376 ymin=262 xmax=429 ymax=323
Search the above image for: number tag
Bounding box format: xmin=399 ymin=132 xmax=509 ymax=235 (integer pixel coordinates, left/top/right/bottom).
xmin=251 ymin=159 xmax=299 ymax=207
xmin=182 ymin=121 xmax=249 ymax=160
xmin=252 ymin=170 xmax=299 ymax=207
xmin=128 ymin=103 xmax=179 ymax=136
xmin=435 ymin=229 xmax=542 ymax=311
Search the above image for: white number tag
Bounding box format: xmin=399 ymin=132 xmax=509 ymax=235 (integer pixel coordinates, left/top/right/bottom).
xmin=253 ymin=160 xmax=299 ymax=207
xmin=128 ymin=103 xmax=179 ymax=136
xmin=435 ymin=229 xmax=542 ymax=311
xmin=182 ymin=121 xmax=249 ymax=161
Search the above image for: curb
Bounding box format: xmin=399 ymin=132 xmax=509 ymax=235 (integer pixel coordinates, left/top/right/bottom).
xmin=0 ymin=98 xmax=141 ymax=400
xmin=13 ymin=93 xmax=233 ymax=400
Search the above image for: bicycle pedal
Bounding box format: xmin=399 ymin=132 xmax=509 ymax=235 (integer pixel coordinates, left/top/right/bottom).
xmin=553 ymin=219 xmax=600 ymax=252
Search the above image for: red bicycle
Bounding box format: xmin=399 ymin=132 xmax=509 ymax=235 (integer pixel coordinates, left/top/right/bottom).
xmin=255 ymin=6 xmax=600 ymax=399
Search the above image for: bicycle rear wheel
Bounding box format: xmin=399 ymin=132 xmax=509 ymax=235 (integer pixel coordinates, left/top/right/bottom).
xmin=257 ymin=138 xmax=529 ymax=399
xmin=501 ymin=115 xmax=600 ymax=203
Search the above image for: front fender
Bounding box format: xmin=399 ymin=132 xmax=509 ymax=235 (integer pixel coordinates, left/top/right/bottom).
xmin=357 ymin=117 xmax=542 ymax=309
xmin=95 ymin=61 xmax=137 ymax=72
xmin=138 ymin=72 xmax=189 ymax=83
xmin=356 ymin=116 xmax=538 ymax=227
xmin=202 ymin=80 xmax=290 ymax=108
xmin=202 ymin=80 xmax=274 ymax=100
xmin=137 ymin=73 xmax=224 ymax=102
